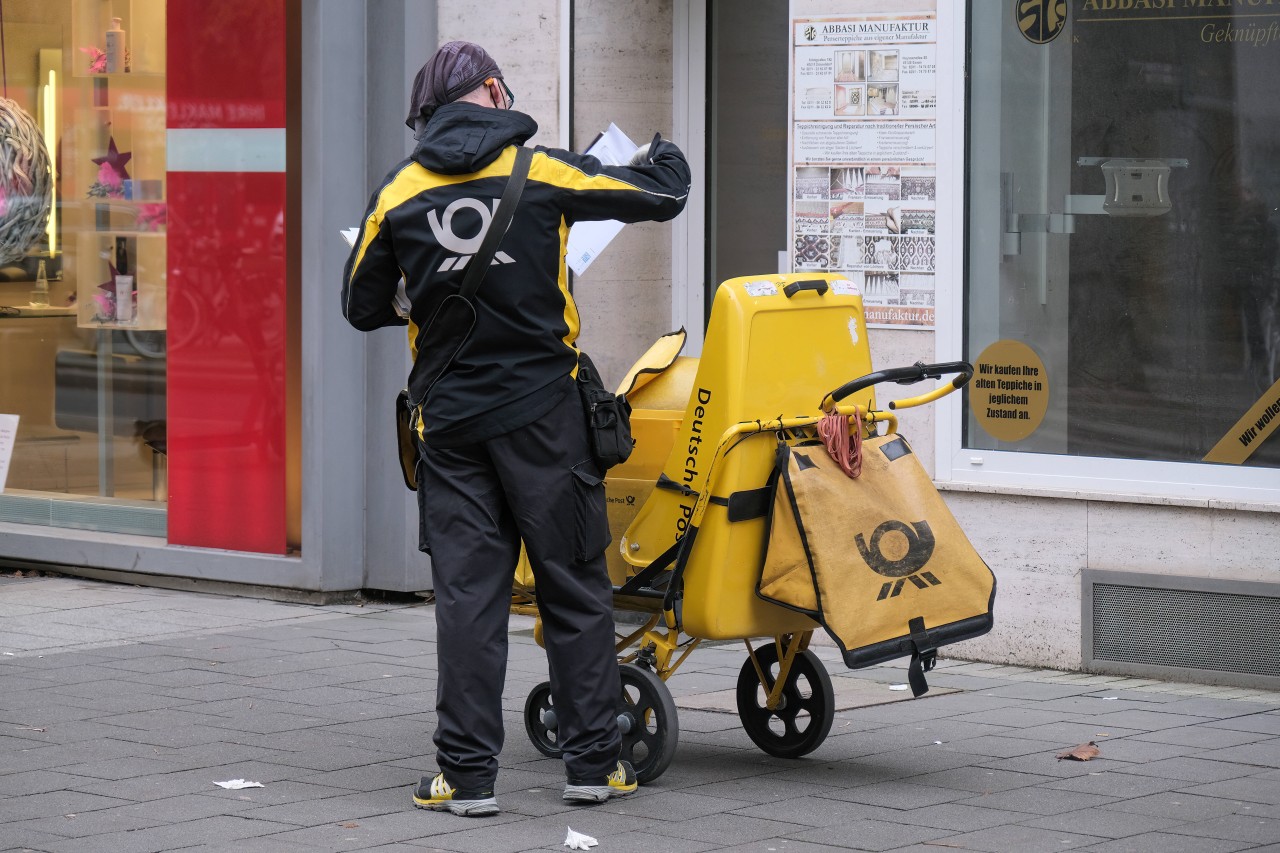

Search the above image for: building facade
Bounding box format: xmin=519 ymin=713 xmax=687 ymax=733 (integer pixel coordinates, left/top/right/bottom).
xmin=1 ymin=0 xmax=1276 ymax=686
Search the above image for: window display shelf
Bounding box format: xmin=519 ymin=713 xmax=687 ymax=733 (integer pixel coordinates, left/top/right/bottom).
xmin=94 ymin=197 xmax=167 ymax=205
xmin=73 ymin=231 xmax=166 ymax=331
xmin=70 ymin=0 xmax=166 ymax=78
xmin=84 ymin=71 xmax=165 ymax=79
xmin=82 ymin=321 xmax=166 ymax=331
xmin=83 ymin=200 xmax=168 ymax=236
xmin=66 ymin=0 xmax=167 ymax=333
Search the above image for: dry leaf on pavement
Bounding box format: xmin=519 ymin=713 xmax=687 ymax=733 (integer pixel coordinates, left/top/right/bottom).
xmin=1056 ymin=741 xmax=1100 ymax=761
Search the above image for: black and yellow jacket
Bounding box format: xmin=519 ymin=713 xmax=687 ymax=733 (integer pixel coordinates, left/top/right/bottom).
xmin=342 ymin=103 xmax=691 ymax=447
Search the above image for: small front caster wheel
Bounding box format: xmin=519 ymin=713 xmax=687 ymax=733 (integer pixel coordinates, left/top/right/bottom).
xmin=617 ymin=663 xmax=679 ymax=783
xmin=524 ymin=681 xmax=564 ymax=758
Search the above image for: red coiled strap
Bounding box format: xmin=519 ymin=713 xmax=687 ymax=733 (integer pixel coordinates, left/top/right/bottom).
xmin=817 ymin=407 xmax=862 ymax=479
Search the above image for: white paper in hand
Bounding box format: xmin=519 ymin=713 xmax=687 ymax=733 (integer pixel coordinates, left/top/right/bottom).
xmin=585 ymin=123 xmax=639 ymax=168
xmin=564 ymin=827 xmax=598 ymax=850
xmin=340 ymin=228 xmax=411 ymax=319
xmin=565 ymin=123 xmax=637 ymax=276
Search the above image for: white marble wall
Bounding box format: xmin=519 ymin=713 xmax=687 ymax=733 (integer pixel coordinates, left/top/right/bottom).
xmin=868 ymin=327 xmax=938 ymax=475
xmin=570 ymin=0 xmax=677 ymax=389
xmin=436 ymin=1 xmax=563 ymax=150
xmin=941 ymin=491 xmax=1280 ymax=670
xmin=942 ymin=492 xmax=1088 ymax=669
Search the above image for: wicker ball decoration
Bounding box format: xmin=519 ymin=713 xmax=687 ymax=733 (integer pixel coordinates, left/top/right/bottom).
xmin=0 ymin=98 xmax=53 ymax=265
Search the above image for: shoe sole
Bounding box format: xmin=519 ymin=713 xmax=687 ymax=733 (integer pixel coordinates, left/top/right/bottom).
xmin=412 ymin=795 xmax=499 ymax=816
xmin=563 ymin=784 xmax=638 ymax=803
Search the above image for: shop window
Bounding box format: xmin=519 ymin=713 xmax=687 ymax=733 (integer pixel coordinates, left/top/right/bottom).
xmin=963 ymin=2 xmax=1280 ymax=500
xmin=0 ymin=1 xmax=168 ymax=532
xmin=707 ymin=0 xmax=789 ymax=300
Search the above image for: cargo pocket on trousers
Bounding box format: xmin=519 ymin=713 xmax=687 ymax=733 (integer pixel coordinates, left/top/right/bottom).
xmin=571 ymin=460 xmax=611 ymax=562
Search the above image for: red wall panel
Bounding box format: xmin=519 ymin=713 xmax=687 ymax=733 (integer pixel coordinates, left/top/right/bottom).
xmin=167 ymin=0 xmax=287 ymax=130
xmin=166 ymin=1 xmax=289 ymax=554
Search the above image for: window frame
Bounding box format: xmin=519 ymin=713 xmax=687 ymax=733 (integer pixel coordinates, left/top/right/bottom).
xmin=937 ymin=1 xmax=1280 ymax=507
xmin=672 ymin=0 xmax=709 ymax=356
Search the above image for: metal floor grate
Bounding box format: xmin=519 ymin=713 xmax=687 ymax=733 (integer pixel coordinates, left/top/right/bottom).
xmin=1092 ymin=582 xmax=1280 ymax=678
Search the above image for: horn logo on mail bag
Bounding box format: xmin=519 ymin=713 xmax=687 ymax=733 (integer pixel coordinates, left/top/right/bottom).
xmin=757 ymin=433 xmax=995 ymax=689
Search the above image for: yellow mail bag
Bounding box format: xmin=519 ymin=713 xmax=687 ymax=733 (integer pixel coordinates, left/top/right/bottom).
xmin=759 ymin=434 xmax=996 ymax=695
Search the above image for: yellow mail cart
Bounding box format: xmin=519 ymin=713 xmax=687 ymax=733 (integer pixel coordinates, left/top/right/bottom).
xmin=515 ymin=272 xmax=977 ymax=783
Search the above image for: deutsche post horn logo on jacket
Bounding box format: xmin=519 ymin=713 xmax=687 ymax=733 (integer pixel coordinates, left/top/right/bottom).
xmin=428 ymin=198 xmax=518 ymax=272
xmin=855 ymin=519 xmax=944 ymax=600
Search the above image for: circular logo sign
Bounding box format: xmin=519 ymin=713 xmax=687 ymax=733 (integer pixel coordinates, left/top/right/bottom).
xmin=972 ymin=339 xmax=1050 ymax=442
xmin=1016 ymin=0 xmax=1067 ymax=44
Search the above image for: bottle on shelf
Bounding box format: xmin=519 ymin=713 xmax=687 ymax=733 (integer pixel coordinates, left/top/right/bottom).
xmin=114 ymin=238 xmax=135 ymax=322
xmin=30 ymin=260 xmax=50 ymax=308
xmin=105 ymin=17 xmax=126 ymax=73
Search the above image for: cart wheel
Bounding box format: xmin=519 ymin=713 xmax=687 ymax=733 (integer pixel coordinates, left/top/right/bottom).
xmin=524 ymin=681 xmax=564 ymax=758
xmin=617 ymin=663 xmax=679 ymax=784
xmin=736 ymin=642 xmax=835 ymax=758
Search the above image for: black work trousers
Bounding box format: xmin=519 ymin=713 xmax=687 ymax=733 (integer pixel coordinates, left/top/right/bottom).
xmin=418 ymin=388 xmax=621 ymax=791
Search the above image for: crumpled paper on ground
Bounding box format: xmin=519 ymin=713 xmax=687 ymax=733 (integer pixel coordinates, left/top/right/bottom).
xmin=214 ymin=779 xmax=265 ymax=789
xmin=564 ymin=827 xmax=598 ymax=849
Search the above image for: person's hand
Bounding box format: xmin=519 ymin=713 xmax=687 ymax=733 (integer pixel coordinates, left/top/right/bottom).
xmin=628 ymin=132 xmax=664 ymax=166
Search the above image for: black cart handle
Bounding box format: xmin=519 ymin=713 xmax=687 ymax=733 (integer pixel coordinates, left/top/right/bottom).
xmin=783 ymin=279 xmax=829 ymax=298
xmin=821 ymin=361 xmax=973 ymax=412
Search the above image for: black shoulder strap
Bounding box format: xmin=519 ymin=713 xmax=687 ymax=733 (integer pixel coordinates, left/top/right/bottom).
xmin=459 ymin=145 xmax=533 ymax=301
xmin=406 ymin=145 xmax=534 ymax=383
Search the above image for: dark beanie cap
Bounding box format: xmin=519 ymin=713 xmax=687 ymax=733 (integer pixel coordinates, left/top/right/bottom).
xmin=405 ymin=41 xmax=503 ymax=128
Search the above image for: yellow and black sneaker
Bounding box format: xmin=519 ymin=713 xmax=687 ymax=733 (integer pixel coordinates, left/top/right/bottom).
xmin=563 ymin=759 xmax=639 ymax=803
xmin=412 ymin=772 xmax=499 ymax=816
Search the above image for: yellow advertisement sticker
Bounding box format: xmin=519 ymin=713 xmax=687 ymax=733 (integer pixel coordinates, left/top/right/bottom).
xmin=1203 ymin=376 xmax=1280 ymax=465
xmin=972 ymin=340 xmax=1049 ymax=442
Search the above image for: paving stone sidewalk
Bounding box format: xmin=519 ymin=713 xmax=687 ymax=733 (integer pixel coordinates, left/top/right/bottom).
xmin=2 ymin=573 xmax=1279 ymax=853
